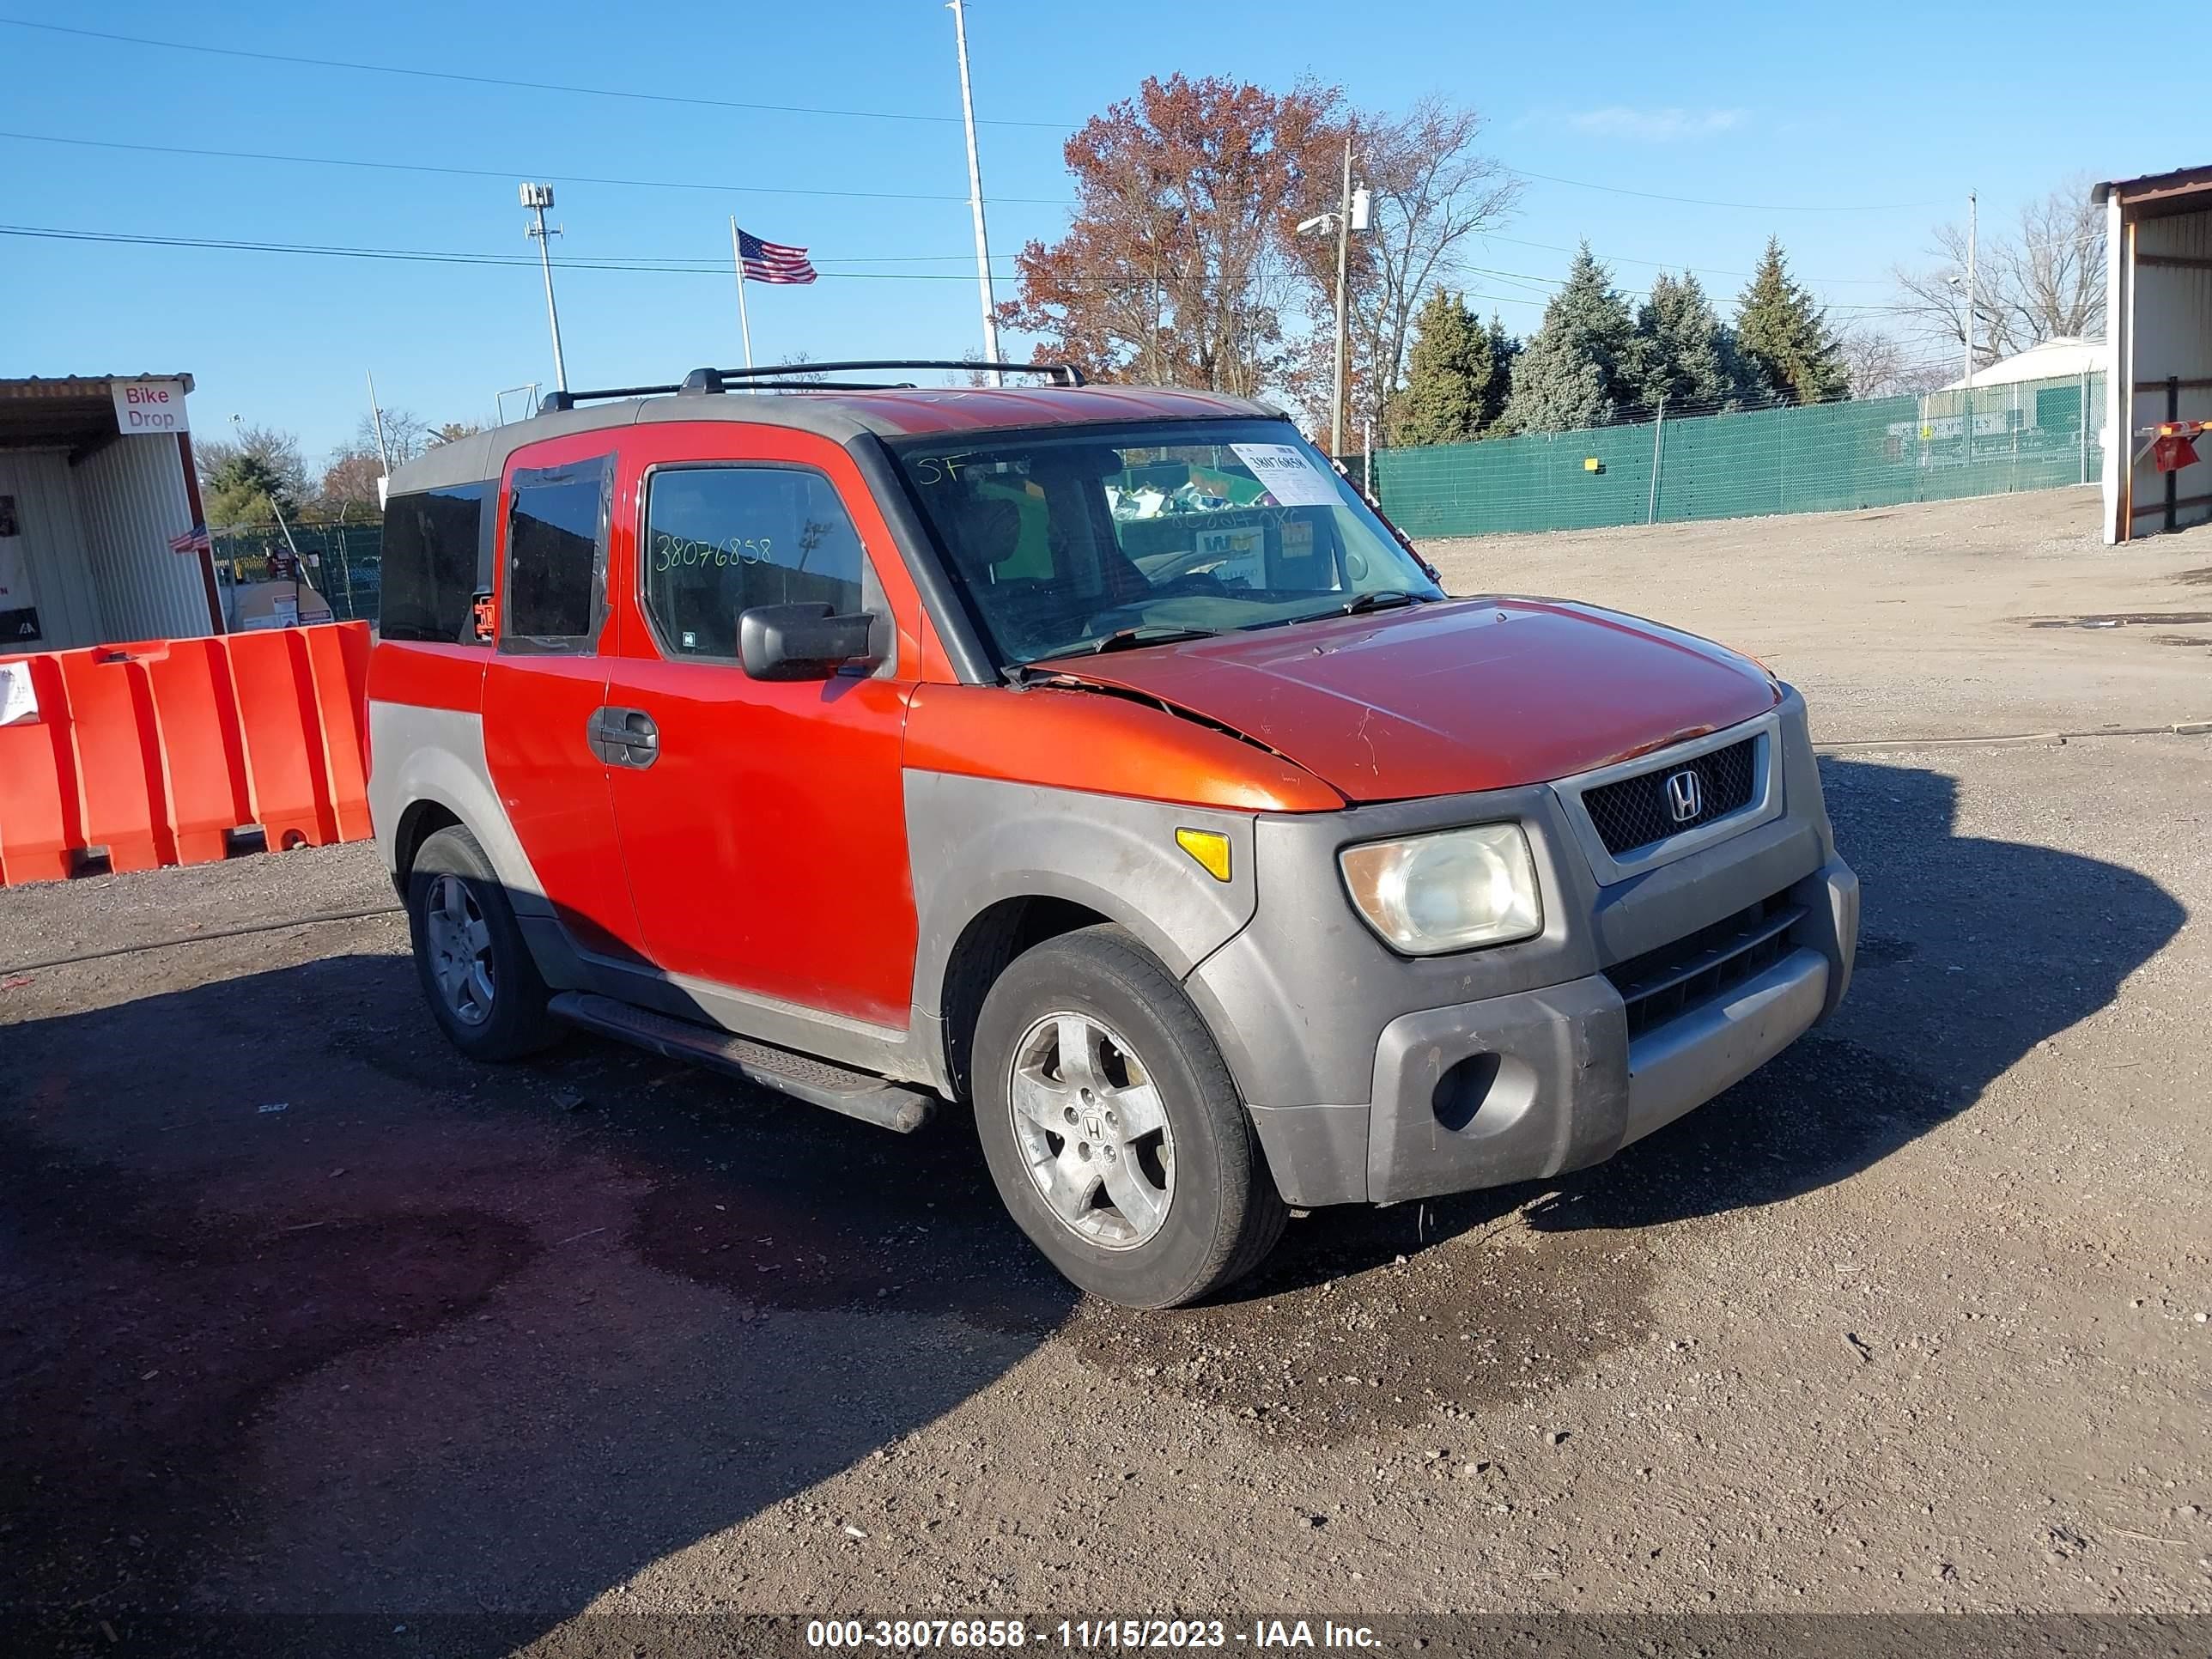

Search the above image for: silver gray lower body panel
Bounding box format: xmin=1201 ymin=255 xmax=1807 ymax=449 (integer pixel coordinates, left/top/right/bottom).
xmin=1244 ymin=855 xmax=1858 ymax=1207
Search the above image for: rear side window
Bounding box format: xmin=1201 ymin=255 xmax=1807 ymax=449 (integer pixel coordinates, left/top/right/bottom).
xmin=380 ymin=483 xmax=489 ymax=644
xmin=641 ymin=465 xmax=867 ymax=659
xmin=503 ymin=457 xmax=612 ymax=653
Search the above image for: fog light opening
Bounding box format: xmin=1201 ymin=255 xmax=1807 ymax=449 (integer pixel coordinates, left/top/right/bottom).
xmin=1432 ymin=1052 xmax=1505 ymax=1133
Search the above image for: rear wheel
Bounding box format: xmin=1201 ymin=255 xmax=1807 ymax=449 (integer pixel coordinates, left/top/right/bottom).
xmin=971 ymin=925 xmax=1285 ymax=1308
xmin=405 ymin=825 xmax=559 ymax=1061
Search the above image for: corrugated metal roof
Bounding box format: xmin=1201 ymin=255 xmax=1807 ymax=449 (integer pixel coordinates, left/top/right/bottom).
xmin=2094 ymin=165 xmax=2212 ymax=211
xmin=0 ymin=374 xmax=196 ymax=398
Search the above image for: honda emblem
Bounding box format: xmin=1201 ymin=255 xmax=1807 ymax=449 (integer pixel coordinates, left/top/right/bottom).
xmin=1665 ymin=769 xmax=1705 ymax=823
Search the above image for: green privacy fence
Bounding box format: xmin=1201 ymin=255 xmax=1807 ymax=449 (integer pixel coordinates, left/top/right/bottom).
xmin=1373 ymin=373 xmax=2106 ymax=539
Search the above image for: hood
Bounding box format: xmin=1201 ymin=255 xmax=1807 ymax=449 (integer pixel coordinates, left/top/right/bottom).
xmin=1034 ymin=598 xmax=1778 ymax=803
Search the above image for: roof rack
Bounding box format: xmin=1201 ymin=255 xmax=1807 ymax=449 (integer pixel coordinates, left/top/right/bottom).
xmin=537 ymin=382 xmax=684 ymax=413
xmin=538 ymin=359 xmax=1085 ymax=413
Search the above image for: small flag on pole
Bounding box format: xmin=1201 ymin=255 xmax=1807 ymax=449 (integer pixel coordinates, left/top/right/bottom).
xmin=735 ymin=228 xmax=817 ymax=286
xmin=168 ymin=523 xmax=213 ymax=555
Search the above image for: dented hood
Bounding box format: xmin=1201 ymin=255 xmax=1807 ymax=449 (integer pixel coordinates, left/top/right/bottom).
xmin=1036 ymin=598 xmax=1779 ymax=804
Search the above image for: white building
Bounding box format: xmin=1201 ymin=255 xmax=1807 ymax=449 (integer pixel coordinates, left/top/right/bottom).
xmin=2097 ymin=165 xmax=2212 ymax=542
xmin=0 ymin=374 xmax=219 ymax=652
xmin=1942 ymin=337 xmax=2106 ymax=392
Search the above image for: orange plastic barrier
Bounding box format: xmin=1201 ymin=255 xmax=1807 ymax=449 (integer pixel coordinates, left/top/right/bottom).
xmin=0 ymin=621 xmax=374 ymax=888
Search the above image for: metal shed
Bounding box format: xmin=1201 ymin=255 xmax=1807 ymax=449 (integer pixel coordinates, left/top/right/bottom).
xmin=0 ymin=374 xmax=222 ymax=650
xmin=2099 ymin=166 xmax=2212 ymax=542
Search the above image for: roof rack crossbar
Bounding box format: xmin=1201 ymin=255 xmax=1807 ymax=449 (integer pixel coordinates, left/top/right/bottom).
xmin=688 ymin=359 xmax=1087 ymax=389
xmin=539 ymin=383 xmax=685 ymax=414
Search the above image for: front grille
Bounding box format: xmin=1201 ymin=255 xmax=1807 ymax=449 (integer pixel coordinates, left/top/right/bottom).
xmin=1581 ymin=737 xmax=1758 ymax=858
xmin=1604 ymin=891 xmax=1802 ymax=1039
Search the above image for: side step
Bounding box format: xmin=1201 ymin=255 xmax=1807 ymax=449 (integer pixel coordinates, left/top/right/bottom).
xmin=548 ymin=992 xmax=935 ymax=1133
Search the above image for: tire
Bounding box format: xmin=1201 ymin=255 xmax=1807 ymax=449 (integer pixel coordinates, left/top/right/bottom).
xmin=971 ymin=924 xmax=1286 ymax=1308
xmin=405 ymin=825 xmax=560 ymax=1062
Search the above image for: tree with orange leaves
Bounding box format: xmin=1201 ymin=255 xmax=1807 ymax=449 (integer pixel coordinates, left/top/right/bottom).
xmin=999 ymin=75 xmax=1348 ymax=398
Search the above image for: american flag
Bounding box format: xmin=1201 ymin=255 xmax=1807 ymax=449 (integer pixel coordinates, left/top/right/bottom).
xmin=736 ymin=228 xmax=817 ymax=286
xmin=168 ymin=522 xmax=212 ymax=555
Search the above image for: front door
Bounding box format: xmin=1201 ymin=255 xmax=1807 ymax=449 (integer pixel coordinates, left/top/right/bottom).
xmin=603 ymin=426 xmax=921 ymax=1028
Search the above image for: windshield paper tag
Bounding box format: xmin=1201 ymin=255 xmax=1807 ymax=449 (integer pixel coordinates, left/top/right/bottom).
xmin=1230 ymin=443 xmax=1341 ymax=507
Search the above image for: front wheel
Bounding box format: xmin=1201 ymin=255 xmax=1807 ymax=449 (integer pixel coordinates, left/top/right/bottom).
xmin=970 ymin=925 xmax=1285 ymax=1308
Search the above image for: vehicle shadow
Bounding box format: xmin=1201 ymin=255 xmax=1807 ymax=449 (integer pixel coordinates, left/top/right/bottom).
xmin=0 ymin=950 xmax=1070 ymax=1658
xmin=0 ymin=755 xmax=2185 ymax=1652
xmin=1235 ymin=753 xmax=2187 ymax=1288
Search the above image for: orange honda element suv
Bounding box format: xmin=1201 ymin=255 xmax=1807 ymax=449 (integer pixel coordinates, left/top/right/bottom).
xmin=369 ymin=360 xmax=1858 ymax=1308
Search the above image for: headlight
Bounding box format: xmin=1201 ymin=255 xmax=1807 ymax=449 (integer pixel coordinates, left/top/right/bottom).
xmin=1339 ymin=823 xmax=1542 ymax=955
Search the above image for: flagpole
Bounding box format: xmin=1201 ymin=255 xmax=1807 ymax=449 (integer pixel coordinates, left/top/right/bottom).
xmin=729 ymin=216 xmax=755 ymax=374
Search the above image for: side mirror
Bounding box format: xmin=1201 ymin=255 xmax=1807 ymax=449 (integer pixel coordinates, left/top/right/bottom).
xmin=738 ymin=602 xmax=880 ymax=681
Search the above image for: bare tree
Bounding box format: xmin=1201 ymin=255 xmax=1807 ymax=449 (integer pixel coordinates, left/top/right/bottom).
xmin=1349 ymin=98 xmax=1521 ymax=436
xmin=356 ymin=407 xmax=430 ymax=467
xmin=1835 ymin=324 xmax=1952 ymax=398
xmin=1893 ymin=179 xmax=2106 ymax=368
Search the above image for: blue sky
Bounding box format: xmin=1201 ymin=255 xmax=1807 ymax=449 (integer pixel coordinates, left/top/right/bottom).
xmin=0 ymin=1 xmax=2170 ymax=466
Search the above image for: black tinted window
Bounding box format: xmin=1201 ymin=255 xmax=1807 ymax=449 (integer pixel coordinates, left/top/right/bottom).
xmin=504 ymin=458 xmax=611 ymax=652
xmin=641 ymin=466 xmax=866 ymax=659
xmin=380 ymin=483 xmax=488 ymax=644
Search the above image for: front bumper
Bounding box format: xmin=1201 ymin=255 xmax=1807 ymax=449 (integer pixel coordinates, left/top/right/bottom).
xmin=1184 ymin=688 xmax=1860 ymax=1207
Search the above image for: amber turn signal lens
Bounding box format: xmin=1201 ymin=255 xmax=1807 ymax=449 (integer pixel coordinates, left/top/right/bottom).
xmin=1175 ymin=828 xmax=1232 ymax=882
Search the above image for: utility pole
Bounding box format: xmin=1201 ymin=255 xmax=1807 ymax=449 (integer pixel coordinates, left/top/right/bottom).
xmin=947 ymin=0 xmax=1002 ymax=386
xmin=520 ymin=182 xmax=568 ymax=394
xmin=366 ymin=370 xmax=392 ymax=477
xmin=1962 ymin=190 xmax=1977 ymax=392
xmin=1330 ymin=137 xmax=1353 ymax=458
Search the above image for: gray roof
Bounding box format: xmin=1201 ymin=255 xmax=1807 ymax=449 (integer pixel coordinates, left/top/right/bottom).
xmin=387 ymin=384 xmax=1285 ymax=495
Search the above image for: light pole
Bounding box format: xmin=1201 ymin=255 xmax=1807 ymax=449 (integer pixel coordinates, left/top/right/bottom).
xmin=1297 ymin=158 xmax=1370 ymax=458
xmin=520 ymin=182 xmax=568 ymax=394
xmin=946 ymin=0 xmax=1002 ymax=386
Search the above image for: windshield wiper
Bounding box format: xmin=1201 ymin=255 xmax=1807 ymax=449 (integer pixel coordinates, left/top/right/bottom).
xmin=1336 ymin=589 xmax=1429 ymax=616
xmin=1084 ymin=625 xmax=1221 ymax=654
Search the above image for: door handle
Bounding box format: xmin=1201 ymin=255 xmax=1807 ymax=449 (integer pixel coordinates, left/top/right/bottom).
xmin=586 ymin=706 xmax=661 ymax=768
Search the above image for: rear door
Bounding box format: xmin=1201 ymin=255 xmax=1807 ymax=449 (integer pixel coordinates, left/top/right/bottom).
xmin=480 ymin=432 xmax=638 ymax=955
xmin=602 ymin=422 xmax=921 ymax=1027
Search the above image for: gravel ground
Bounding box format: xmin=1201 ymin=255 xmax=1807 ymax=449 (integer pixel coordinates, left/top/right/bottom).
xmin=1424 ymin=489 xmax=2212 ymax=744
xmin=2 ymin=494 xmax=2208 ymax=1657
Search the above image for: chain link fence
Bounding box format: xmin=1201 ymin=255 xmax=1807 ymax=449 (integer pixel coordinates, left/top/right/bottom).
xmin=211 ymin=520 xmax=383 ymax=624
xmin=1373 ymin=372 xmax=2106 ymax=540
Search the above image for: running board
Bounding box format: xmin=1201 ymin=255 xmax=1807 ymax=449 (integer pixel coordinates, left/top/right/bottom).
xmin=548 ymin=992 xmax=935 ymax=1133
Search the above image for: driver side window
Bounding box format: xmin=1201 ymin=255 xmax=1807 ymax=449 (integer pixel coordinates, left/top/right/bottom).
xmin=641 ymin=465 xmax=872 ymax=661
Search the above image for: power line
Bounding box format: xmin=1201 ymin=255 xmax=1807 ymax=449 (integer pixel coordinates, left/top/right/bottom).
xmin=1508 ymin=167 xmax=1942 ymax=213
xmin=0 ymin=17 xmax=1983 ymax=223
xmin=0 ymin=130 xmax=1077 ymax=208
xmin=0 ymin=222 xmax=1004 ymax=276
xmin=1478 ymin=231 xmax=1893 ymax=286
xmin=0 ymin=16 xmax=1072 ymax=131
xmin=0 ymin=224 xmax=1557 ymax=310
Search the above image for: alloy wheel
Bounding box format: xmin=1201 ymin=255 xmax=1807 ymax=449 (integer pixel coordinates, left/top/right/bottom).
xmin=424 ymin=873 xmax=496 ymax=1027
xmin=1006 ymin=1012 xmax=1176 ymax=1249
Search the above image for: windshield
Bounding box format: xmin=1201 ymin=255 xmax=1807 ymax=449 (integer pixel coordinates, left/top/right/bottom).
xmin=891 ymin=420 xmax=1443 ymax=667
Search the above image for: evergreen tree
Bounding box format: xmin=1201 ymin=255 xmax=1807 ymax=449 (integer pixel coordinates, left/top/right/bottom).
xmin=1391 ymin=290 xmax=1495 ymax=445
xmin=1480 ymin=315 xmax=1518 ymax=432
xmin=1624 ymin=272 xmax=1737 ymax=414
xmin=1735 ymin=238 xmax=1849 ymax=404
xmin=1499 ymin=245 xmax=1633 ymax=433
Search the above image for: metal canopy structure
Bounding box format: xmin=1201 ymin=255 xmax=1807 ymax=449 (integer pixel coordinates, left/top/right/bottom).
xmin=0 ymin=374 xmax=198 ymax=456
xmin=2096 ymin=167 xmax=2212 ymax=541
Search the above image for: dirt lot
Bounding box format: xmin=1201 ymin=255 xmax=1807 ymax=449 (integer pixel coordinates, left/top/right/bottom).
xmin=3 ymin=491 xmax=2208 ymax=1656
xmin=1426 ymin=489 xmax=2212 ymax=743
